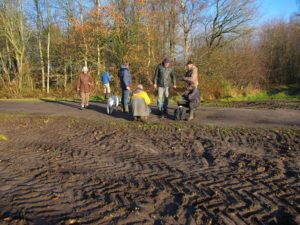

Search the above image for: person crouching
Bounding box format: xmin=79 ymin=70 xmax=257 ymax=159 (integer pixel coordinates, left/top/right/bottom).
xmin=177 ymin=85 xmax=200 ymax=121
xmin=131 ymin=84 xmax=151 ymax=122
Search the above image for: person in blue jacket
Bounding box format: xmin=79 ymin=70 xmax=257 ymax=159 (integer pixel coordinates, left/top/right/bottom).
xmin=100 ymin=71 xmax=111 ymax=99
xmin=118 ymin=63 xmax=132 ymax=113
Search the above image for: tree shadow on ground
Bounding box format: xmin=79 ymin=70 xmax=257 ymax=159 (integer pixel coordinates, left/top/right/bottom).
xmin=40 ymin=99 xmax=133 ymax=121
xmin=266 ymin=86 xmax=300 ymax=97
xmin=40 ymin=99 xmax=170 ymax=122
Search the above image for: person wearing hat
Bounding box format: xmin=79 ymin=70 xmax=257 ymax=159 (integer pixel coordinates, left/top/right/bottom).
xmin=131 ymin=84 xmax=151 ymax=121
xmin=76 ymin=66 xmax=94 ymax=110
xmin=153 ymin=58 xmax=176 ymax=118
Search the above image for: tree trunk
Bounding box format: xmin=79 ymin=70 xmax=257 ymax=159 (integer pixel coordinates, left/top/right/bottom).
xmin=80 ymin=0 xmax=88 ymax=67
xmin=46 ymin=0 xmax=51 ymax=93
xmin=34 ymin=0 xmax=46 ymax=92
xmin=47 ymin=30 xmax=50 ymax=93
xmin=184 ymin=29 xmax=189 ymax=63
xmin=64 ymin=64 xmax=67 ymax=89
xmin=180 ymin=0 xmax=189 ymax=63
xmin=95 ymin=0 xmax=101 ymax=77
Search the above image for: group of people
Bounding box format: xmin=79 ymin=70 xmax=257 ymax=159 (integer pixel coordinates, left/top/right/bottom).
xmin=76 ymin=57 xmax=199 ymax=121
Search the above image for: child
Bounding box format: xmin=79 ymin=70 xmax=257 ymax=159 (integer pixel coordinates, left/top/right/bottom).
xmin=131 ymin=84 xmax=151 ymax=121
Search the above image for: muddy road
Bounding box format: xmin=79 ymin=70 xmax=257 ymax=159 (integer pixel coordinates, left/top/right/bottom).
xmin=0 ymin=100 xmax=300 ymax=129
xmin=0 ymin=110 xmax=299 ymax=225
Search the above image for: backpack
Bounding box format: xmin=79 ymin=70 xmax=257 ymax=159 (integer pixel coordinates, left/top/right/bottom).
xmin=174 ymin=106 xmax=186 ymax=121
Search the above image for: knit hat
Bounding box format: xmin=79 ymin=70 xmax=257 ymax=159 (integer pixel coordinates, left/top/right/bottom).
xmin=163 ymin=58 xmax=170 ymax=64
xmin=137 ymin=84 xmax=143 ymax=90
xmin=82 ymin=66 xmax=88 ymax=73
xmin=186 ymin=60 xmax=193 ymax=65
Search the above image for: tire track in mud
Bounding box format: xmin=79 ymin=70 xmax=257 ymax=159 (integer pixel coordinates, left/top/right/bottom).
xmin=0 ymin=117 xmax=299 ymax=225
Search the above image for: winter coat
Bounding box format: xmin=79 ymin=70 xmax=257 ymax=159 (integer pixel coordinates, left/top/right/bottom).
xmin=183 ymin=65 xmax=198 ymax=87
xmin=100 ymin=72 xmax=110 ymax=84
xmin=118 ymin=65 xmax=132 ymax=90
xmin=132 ymin=90 xmax=151 ymax=105
xmin=153 ymin=64 xmax=176 ymax=88
xmin=76 ymin=72 xmax=94 ymax=93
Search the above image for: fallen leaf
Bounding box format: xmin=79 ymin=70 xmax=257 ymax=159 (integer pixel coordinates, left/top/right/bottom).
xmin=66 ymin=219 xmax=77 ymax=225
xmin=257 ymin=167 xmax=266 ymax=173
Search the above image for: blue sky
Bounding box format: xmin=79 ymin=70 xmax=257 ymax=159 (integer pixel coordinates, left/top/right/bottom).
xmin=259 ymin=0 xmax=299 ymax=22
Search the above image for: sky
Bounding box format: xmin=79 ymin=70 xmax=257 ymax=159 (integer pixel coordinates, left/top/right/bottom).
xmin=259 ymin=0 xmax=299 ymax=22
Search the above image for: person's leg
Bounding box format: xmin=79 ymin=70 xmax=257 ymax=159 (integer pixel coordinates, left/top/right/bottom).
xmin=188 ymin=103 xmax=194 ymax=121
xmin=85 ymin=92 xmax=90 ymax=107
xmin=80 ymin=92 xmax=85 ymax=109
xmin=157 ymin=87 xmax=164 ymax=112
xmin=163 ymin=87 xmax=169 ymax=114
xmin=104 ymin=84 xmax=110 ymax=99
xmin=121 ymin=89 xmax=125 ymax=107
xmin=123 ymin=89 xmax=129 ymax=113
xmin=104 ymin=84 xmax=108 ymax=99
xmin=106 ymin=84 xmax=111 ymax=98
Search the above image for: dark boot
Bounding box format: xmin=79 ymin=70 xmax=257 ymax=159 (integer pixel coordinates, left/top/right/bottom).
xmin=159 ymin=110 xmax=165 ymax=119
xmin=188 ymin=109 xmax=194 ymax=121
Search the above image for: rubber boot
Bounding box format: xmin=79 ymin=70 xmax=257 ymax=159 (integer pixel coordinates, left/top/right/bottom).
xmin=188 ymin=109 xmax=194 ymax=121
xmin=123 ymin=105 xmax=129 ymax=113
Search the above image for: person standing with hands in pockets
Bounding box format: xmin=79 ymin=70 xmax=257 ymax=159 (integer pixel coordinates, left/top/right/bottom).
xmin=118 ymin=62 xmax=132 ymax=113
xmin=153 ymin=58 xmax=176 ymax=118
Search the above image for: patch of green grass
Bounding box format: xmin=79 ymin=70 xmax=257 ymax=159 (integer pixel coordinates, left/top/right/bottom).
xmin=0 ymin=134 xmax=8 ymax=141
xmin=219 ymin=85 xmax=300 ymax=102
xmin=0 ymin=98 xmax=43 ymax=102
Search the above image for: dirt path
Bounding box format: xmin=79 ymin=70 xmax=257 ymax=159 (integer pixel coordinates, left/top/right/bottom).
xmin=0 ymin=116 xmax=299 ymax=225
xmin=0 ymin=100 xmax=300 ymax=129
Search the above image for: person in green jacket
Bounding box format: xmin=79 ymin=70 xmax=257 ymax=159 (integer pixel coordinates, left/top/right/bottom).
xmin=153 ymin=58 xmax=176 ymax=118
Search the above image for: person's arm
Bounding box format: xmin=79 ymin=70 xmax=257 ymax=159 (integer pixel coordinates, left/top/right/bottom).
xmin=124 ymin=70 xmax=131 ymax=90
xmin=183 ymin=74 xmax=192 ymax=82
xmin=108 ymin=73 xmax=111 ymax=82
xmin=143 ymin=92 xmax=151 ymax=105
xmin=76 ymin=75 xmax=81 ymax=91
xmin=170 ymin=68 xmax=176 ymax=87
xmin=184 ymin=67 xmax=198 ymax=84
xmin=153 ymin=65 xmax=159 ymax=88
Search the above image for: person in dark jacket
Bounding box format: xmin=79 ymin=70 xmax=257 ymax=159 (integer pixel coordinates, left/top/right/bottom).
xmin=100 ymin=71 xmax=111 ymax=99
xmin=177 ymin=85 xmax=200 ymax=121
xmin=118 ymin=63 xmax=132 ymax=113
xmin=153 ymin=58 xmax=176 ymax=118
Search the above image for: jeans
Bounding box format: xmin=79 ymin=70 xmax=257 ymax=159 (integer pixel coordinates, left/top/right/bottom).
xmin=121 ymin=89 xmax=130 ymax=108
xmin=157 ymin=87 xmax=169 ymax=112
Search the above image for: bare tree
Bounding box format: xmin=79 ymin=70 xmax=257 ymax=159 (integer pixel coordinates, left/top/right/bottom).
xmin=94 ymin=0 xmax=102 ymax=78
xmin=179 ymin=0 xmax=206 ymax=63
xmin=204 ymin=0 xmax=256 ymax=50
xmin=46 ymin=0 xmax=51 ymax=93
xmin=79 ymin=0 xmax=88 ymax=67
xmin=34 ymin=0 xmax=46 ymax=92
xmin=0 ymin=0 xmax=30 ymax=91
